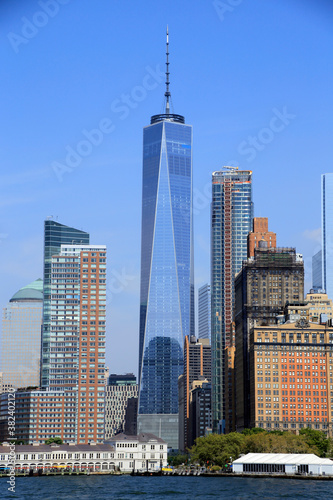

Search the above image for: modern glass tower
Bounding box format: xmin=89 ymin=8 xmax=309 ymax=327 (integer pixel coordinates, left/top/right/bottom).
xmin=138 ymin=29 xmax=194 ymax=450
xmin=41 ymin=219 xmax=89 ymax=388
xmin=211 ymin=168 xmax=252 ymax=432
xmin=322 ymin=174 xmax=333 ymax=299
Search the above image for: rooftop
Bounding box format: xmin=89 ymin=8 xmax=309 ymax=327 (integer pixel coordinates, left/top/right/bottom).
xmin=233 ymin=453 xmax=333 ymax=465
xmin=10 ymin=278 xmax=43 ymax=302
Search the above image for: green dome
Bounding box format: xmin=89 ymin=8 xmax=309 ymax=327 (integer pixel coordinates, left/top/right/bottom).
xmin=10 ymin=278 xmax=43 ymax=302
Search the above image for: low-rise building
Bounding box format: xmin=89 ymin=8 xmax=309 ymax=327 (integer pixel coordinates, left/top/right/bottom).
xmin=233 ymin=453 xmax=333 ymax=476
xmin=0 ymin=433 xmax=167 ymax=473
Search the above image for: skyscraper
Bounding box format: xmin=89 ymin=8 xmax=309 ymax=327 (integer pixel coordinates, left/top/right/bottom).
xmin=211 ymin=167 xmax=252 ymax=432
xmin=322 ymin=173 xmax=333 ymax=299
xmin=1 ymin=279 xmax=42 ymax=389
xmin=41 ymin=219 xmax=89 ymax=387
xmin=138 ymin=30 xmax=194 ymax=450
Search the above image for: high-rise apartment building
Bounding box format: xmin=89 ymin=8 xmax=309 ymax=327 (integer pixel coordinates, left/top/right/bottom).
xmin=1 ymin=279 xmax=42 ymax=389
xmin=41 ymin=219 xmax=89 ymax=387
xmin=249 ymin=320 xmax=333 ymax=435
xmin=105 ymin=374 xmax=138 ymax=439
xmin=178 ymin=336 xmax=211 ymax=451
xmin=198 ymin=284 xmax=211 ymax=341
xmin=234 ymin=245 xmax=304 ymax=430
xmin=138 ymin=30 xmax=194 ymax=449
xmin=321 ymin=173 xmax=333 ymax=299
xmin=211 ymin=167 xmax=252 ymax=432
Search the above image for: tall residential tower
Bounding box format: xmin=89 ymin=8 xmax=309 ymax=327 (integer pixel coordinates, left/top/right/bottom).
xmin=211 ymin=168 xmax=252 ymax=432
xmin=138 ymin=29 xmax=194 ymax=449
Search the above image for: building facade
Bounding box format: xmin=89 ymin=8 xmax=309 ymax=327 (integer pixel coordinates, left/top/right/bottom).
xmin=211 ymin=168 xmax=252 ymax=432
xmin=105 ymin=374 xmax=138 ymax=439
xmin=312 ymin=250 xmax=323 ymax=291
xmin=198 ymin=284 xmax=211 ymax=341
xmin=249 ymin=320 xmax=333 ymax=435
xmin=247 ymin=217 xmax=276 ymax=258
xmin=188 ymin=380 xmax=212 ymax=448
xmin=234 ymin=246 xmax=304 ymax=430
xmin=1 ymin=279 xmax=42 ymax=389
xmin=322 ymin=173 xmax=333 ymax=300
xmin=138 ymin=32 xmax=194 ymax=449
xmin=41 ymin=220 xmax=90 ymax=388
xmin=0 ymin=433 xmax=167 ymax=473
xmin=178 ymin=336 xmax=211 ymax=451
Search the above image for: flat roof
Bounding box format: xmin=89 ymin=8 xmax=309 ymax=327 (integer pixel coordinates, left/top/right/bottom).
xmin=233 ymin=453 xmax=333 ymax=465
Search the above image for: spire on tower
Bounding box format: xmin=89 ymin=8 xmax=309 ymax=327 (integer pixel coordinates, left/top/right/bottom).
xmin=165 ymin=25 xmax=170 ymax=114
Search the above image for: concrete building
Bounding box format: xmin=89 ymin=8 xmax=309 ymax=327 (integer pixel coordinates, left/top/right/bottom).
xmin=105 ymin=374 xmax=138 ymax=439
xmin=211 ymin=167 xmax=252 ymax=433
xmin=233 ymin=453 xmax=333 ymax=475
xmin=198 ymin=284 xmax=211 ymax=341
xmin=248 ymin=320 xmax=333 ymax=435
xmin=178 ymin=336 xmax=211 ymax=452
xmin=234 ymin=246 xmax=304 ymax=430
xmin=1 ymin=279 xmax=43 ymax=389
xmin=247 ymin=218 xmax=276 ymax=258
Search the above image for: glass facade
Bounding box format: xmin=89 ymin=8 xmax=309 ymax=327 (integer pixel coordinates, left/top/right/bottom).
xmin=41 ymin=220 xmax=89 ymax=387
xmin=322 ymin=174 xmax=333 ymax=299
xmin=138 ymin=116 xmax=194 ymax=449
xmin=198 ymin=283 xmax=211 ymax=341
xmin=1 ymin=279 xmax=43 ymax=389
xmin=211 ymin=170 xmax=252 ymax=432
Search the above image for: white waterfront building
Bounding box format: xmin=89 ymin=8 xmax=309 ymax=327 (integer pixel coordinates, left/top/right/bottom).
xmin=233 ymin=453 xmax=333 ymax=476
xmin=0 ymin=433 xmax=167 ymax=473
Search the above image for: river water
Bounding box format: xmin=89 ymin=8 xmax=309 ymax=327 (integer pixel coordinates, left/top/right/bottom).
xmin=1 ymin=474 xmax=331 ymax=499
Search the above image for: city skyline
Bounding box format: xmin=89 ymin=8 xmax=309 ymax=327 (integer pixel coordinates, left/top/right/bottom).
xmin=1 ymin=1 xmax=332 ymax=377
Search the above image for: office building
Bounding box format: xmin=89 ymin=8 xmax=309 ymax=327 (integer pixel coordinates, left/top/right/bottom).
xmin=234 ymin=245 xmax=304 ymax=430
xmin=1 ymin=279 xmax=42 ymax=389
xmin=105 ymin=374 xmax=138 ymax=439
xmin=188 ymin=380 xmax=212 ymax=447
xmin=178 ymin=336 xmax=211 ymax=451
xmin=198 ymin=284 xmax=211 ymax=341
xmin=312 ymin=250 xmax=323 ymax=291
xmin=211 ymin=167 xmax=252 ymax=432
xmin=322 ymin=174 xmax=333 ymax=299
xmin=138 ymin=30 xmax=194 ymax=449
xmin=249 ymin=320 xmax=333 ymax=436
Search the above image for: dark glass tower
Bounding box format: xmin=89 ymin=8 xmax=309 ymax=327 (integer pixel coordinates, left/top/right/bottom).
xmin=138 ymin=29 xmax=194 ymax=450
xmin=40 ymin=219 xmax=89 ymax=387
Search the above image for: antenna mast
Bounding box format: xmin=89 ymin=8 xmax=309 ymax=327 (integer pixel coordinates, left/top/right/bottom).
xmin=165 ymin=26 xmax=170 ymax=114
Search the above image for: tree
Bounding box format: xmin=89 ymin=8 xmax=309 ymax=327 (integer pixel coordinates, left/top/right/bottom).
xmin=189 ymin=433 xmax=245 ymax=466
xmin=45 ymin=437 xmax=63 ymax=445
xmin=299 ymin=428 xmax=329 ymax=457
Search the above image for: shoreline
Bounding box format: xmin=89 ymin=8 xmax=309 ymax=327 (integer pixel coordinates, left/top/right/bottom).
xmin=1 ymin=471 xmax=333 ymax=480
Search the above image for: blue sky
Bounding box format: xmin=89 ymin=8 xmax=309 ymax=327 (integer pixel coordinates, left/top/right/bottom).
xmin=0 ymin=0 xmax=332 ymax=376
